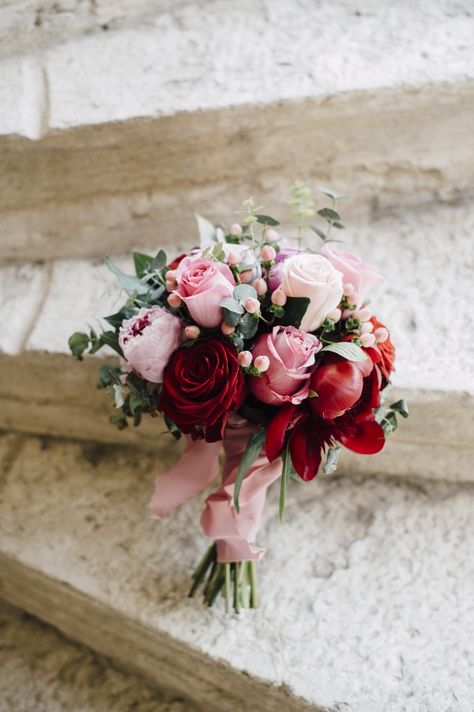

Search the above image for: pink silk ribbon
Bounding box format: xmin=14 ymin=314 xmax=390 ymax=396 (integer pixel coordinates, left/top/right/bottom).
xmin=149 ymin=418 xmax=282 ymax=563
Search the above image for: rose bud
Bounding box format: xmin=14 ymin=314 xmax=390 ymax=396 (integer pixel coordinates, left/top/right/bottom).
xmin=230 ymin=223 xmax=243 ymax=235
xmin=374 ymin=327 xmax=389 ymax=343
xmin=265 ymin=229 xmax=279 ymax=242
xmin=261 ymin=245 xmax=276 ymax=262
xmin=184 ymin=325 xmax=200 ymax=340
xmin=253 ymin=278 xmax=268 ymax=296
xmin=361 ymin=321 xmax=374 ymax=334
xmin=327 ymin=308 xmax=342 ymax=323
xmin=250 ymin=326 xmax=321 ymax=405
xmin=320 ymin=243 xmax=383 ymax=308
xmin=360 ymin=332 xmax=376 ymax=347
xmin=221 ymin=322 xmax=235 ymax=335
xmin=167 ymin=293 xmax=182 ymax=308
xmin=238 ymin=350 xmax=253 ymax=368
xmin=254 ymin=355 xmax=270 ymax=373
xmin=244 ymin=297 xmax=260 ymax=314
xmin=227 ymin=251 xmax=240 ymax=266
xmin=271 ymin=288 xmax=287 ymax=307
xmin=354 ymin=306 xmax=371 ymax=322
xmin=240 ymin=270 xmax=253 ymax=284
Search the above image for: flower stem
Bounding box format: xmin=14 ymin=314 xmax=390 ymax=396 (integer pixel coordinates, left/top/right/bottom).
xmin=249 ymin=560 xmax=259 ymax=608
xmin=225 ymin=563 xmax=231 ymax=613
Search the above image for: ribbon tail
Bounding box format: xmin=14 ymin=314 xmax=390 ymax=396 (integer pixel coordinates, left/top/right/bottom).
xmin=150 ymin=437 xmax=221 ymax=518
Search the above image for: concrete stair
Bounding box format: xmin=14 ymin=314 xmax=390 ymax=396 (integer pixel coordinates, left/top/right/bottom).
xmin=0 ymin=600 xmax=194 ymax=712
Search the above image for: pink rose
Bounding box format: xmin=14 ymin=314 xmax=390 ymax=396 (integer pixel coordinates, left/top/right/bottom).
xmin=319 ymin=243 xmax=383 ymax=307
xmin=175 ymin=257 xmax=235 ymax=328
xmin=119 ymin=306 xmax=182 ymax=383
xmin=249 ymin=326 xmax=321 ymax=405
xmin=280 ymin=253 xmax=344 ymax=331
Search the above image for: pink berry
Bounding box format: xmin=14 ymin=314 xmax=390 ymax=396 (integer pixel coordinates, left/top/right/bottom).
xmin=227 ymin=251 xmax=239 ymax=266
xmin=355 ymin=307 xmax=371 ymax=322
xmin=254 ymin=355 xmax=270 ymax=373
xmin=253 ymin=278 xmax=268 ymax=296
xmin=167 ymin=293 xmax=182 ymax=308
xmin=265 ymin=229 xmax=279 ymax=242
xmin=184 ymin=325 xmax=200 ymax=340
xmin=343 ymin=282 xmax=356 ymax=298
xmin=221 ymin=322 xmax=235 ymax=335
xmin=165 ymin=270 xmax=176 ymax=282
xmin=271 ymin=288 xmax=287 ymax=307
xmin=165 ymin=279 xmax=177 ymax=292
xmin=361 ymin=321 xmax=374 ymax=334
xmin=240 ymin=270 xmax=253 ymax=284
xmin=327 ymin=308 xmax=342 ymax=323
xmin=261 ymin=245 xmax=276 ymax=261
xmin=374 ymin=327 xmax=388 ymax=343
xmin=342 ymin=309 xmax=354 ymax=320
xmin=230 ymin=223 xmax=243 ymax=236
xmin=238 ymin=351 xmax=253 ymax=368
xmin=360 ymin=333 xmax=376 ymax=347
xmin=244 ymin=297 xmax=260 ymax=314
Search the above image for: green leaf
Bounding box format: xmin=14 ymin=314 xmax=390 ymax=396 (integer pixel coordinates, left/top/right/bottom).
xmin=195 ymin=214 xmax=216 ymax=244
xmin=310 ymin=225 xmax=327 ymax=240
xmin=239 ymin=312 xmax=259 ymax=339
xmin=233 ymin=428 xmax=266 ymax=513
xmin=222 ymin=308 xmax=242 ymax=327
xmin=150 ymin=249 xmax=168 ymax=271
xmin=277 ymin=296 xmax=310 ymax=328
xmin=318 ymin=208 xmax=341 ymax=222
xmin=389 ymin=399 xmax=409 ymax=418
xmin=318 ymin=187 xmax=346 ymax=201
xmin=113 ymin=384 xmax=125 ymax=408
xmin=99 ymin=331 xmax=124 ymax=357
xmin=129 ymin=393 xmax=143 ymax=415
xmin=68 ymin=332 xmax=90 ymax=359
xmin=109 ymin=413 xmax=128 ymax=430
xmin=381 ymin=411 xmax=398 ymax=434
xmin=163 ymin=416 xmax=182 ymax=440
xmin=219 ymin=297 xmax=245 ymax=314
xmin=332 ymin=221 xmax=345 ymax=229
xmin=279 ymin=444 xmax=292 ymax=523
xmin=233 ymin=284 xmax=257 ymax=301
xmin=321 ymin=342 xmax=367 ymax=361
xmin=97 ymin=364 xmax=122 ymax=388
xmin=104 ymin=307 xmax=137 ymax=329
xmin=255 ymin=214 xmax=280 ymax=226
xmin=211 ymin=243 xmax=225 ymax=262
xmin=104 ymin=257 xmax=149 ymax=296
xmin=133 ymin=251 xmax=153 ymax=278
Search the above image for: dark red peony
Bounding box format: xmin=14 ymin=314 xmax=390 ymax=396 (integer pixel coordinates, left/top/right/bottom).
xmin=370 ymin=316 xmax=395 ymax=385
xmin=266 ymin=350 xmax=385 ymax=481
xmin=160 ymin=339 xmax=246 ymax=442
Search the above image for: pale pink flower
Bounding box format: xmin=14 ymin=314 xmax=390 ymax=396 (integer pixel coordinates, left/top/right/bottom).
xmin=319 ymin=243 xmax=383 ymax=308
xmin=174 ymin=257 xmax=235 ymax=328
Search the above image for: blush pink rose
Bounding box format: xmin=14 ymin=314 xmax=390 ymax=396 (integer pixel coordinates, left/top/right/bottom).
xmin=119 ymin=306 xmax=182 ymax=383
xmin=280 ymin=253 xmax=344 ymax=331
xmin=319 ymin=243 xmax=383 ymax=307
xmin=175 ymin=257 xmax=235 ymax=328
xmin=249 ymin=326 xmax=321 ymax=405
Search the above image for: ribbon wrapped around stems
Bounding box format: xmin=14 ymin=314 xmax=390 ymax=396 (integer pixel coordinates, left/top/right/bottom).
xmin=149 ymin=417 xmax=282 ymax=563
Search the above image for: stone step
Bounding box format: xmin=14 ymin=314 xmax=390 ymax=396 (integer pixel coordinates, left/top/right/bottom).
xmin=1 ymin=200 xmax=473 ymax=482
xmin=0 ymin=432 xmax=472 ymax=712
xmin=0 ymin=600 xmax=194 ymax=712
xmin=1 ymin=1 xmax=474 ymax=262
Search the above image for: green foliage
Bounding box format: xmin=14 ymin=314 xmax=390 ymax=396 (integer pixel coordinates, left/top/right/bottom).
xmin=68 ymin=332 xmax=90 ymax=360
xmin=132 ymin=251 xmax=153 ymax=278
xmin=233 ymin=284 xmax=257 ymax=301
xmin=195 ymin=214 xmax=217 ymax=244
xmin=238 ymin=312 xmax=259 ymax=339
xmin=233 ymin=428 xmax=266 ymax=513
xmin=279 ymin=444 xmax=294 ymax=522
xmin=255 ymin=214 xmax=280 ymax=226
xmin=104 ymin=257 xmax=149 ymax=296
xmin=276 ymin=296 xmax=310 ymax=328
xmin=321 ymin=341 xmax=367 ymax=362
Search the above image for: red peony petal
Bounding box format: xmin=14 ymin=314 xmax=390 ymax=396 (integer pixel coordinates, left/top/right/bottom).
xmin=339 ymin=418 xmax=385 ymax=454
xmin=266 ymin=404 xmax=297 ymax=462
xmin=289 ymin=423 xmax=323 ymax=482
xmin=311 ymin=357 xmax=373 ymax=420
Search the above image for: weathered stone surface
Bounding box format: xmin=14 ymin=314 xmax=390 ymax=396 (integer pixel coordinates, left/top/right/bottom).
xmin=0 ymin=600 xmax=194 ymax=712
xmin=0 ymin=433 xmax=472 ymax=711
xmin=0 ymin=261 xmax=48 ymax=355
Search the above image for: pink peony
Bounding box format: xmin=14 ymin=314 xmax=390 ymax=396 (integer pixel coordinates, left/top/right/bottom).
xmin=119 ymin=306 xmax=182 ymax=383
xmin=174 ymin=257 xmax=235 ymax=328
xmin=319 ymin=243 xmax=383 ymax=307
xmin=249 ymin=326 xmax=321 ymax=405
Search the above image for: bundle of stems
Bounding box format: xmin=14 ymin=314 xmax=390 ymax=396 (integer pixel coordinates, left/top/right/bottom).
xmin=189 ymin=543 xmax=259 ymax=613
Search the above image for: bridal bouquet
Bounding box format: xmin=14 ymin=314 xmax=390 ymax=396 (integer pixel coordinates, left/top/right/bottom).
xmin=69 ymin=185 xmax=408 ymax=613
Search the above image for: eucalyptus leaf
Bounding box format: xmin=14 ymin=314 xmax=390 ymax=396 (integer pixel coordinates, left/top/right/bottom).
xmin=105 ymin=257 xmax=149 ymax=296
xmin=318 ymin=187 xmax=346 ymax=201
xmin=255 ymin=214 xmax=280 ymax=226
xmin=233 ymin=284 xmax=257 ymax=301
xmin=222 ymin=307 xmax=242 ymax=327
xmin=310 ymin=225 xmax=327 ymax=240
xmin=389 ymin=399 xmax=409 ymax=418
xmin=219 ymin=297 xmax=245 ymax=314
xmin=318 ymin=207 xmax=341 ymax=222
xmin=195 ymin=214 xmax=217 ymax=245
xmin=133 ymin=251 xmax=153 ymax=278
xmin=321 ymin=342 xmax=367 ymax=362
xmin=332 ymin=221 xmax=345 ymax=229
xmin=233 ymin=428 xmax=266 ymax=513
xmin=238 ymin=312 xmax=259 ymax=339
xmin=150 ymin=249 xmax=168 ymax=271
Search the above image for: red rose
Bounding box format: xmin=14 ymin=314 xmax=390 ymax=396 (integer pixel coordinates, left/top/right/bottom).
xmin=370 ymin=316 xmax=395 ymax=385
xmin=160 ymin=339 xmax=246 ymax=442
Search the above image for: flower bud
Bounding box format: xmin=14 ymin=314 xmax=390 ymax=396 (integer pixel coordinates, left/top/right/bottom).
xmin=360 ymin=332 xmax=376 ymax=347
xmin=165 ymin=270 xmax=176 ymax=282
xmin=342 ymin=309 xmax=354 ymax=320
xmin=374 ymin=327 xmax=388 ymax=343
xmin=254 ymin=355 xmax=270 ymax=373
xmin=166 ymin=279 xmax=177 ymax=292
xmin=271 ymin=288 xmax=287 ymax=307
xmin=227 ymin=251 xmax=240 ymax=266
xmin=261 ymin=245 xmax=276 ymax=261
xmin=244 ymin=297 xmax=260 ymax=314
xmin=343 ymin=282 xmax=356 ymax=298
xmin=327 ymin=308 xmax=342 ymax=323
xmin=167 ymin=293 xmax=182 ymax=308
xmin=184 ymin=325 xmax=200 ymax=340
xmin=355 ymin=307 xmax=371 ymax=322
xmin=240 ymin=270 xmax=253 ymax=284
xmin=238 ymin=350 xmax=253 ymax=368
xmin=221 ymin=322 xmax=235 ymax=335
xmin=265 ymin=229 xmax=279 ymax=242
xmin=230 ymin=223 xmax=243 ymax=236
xmin=361 ymin=321 xmax=374 ymax=334
xmin=253 ymin=278 xmax=268 ymax=296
